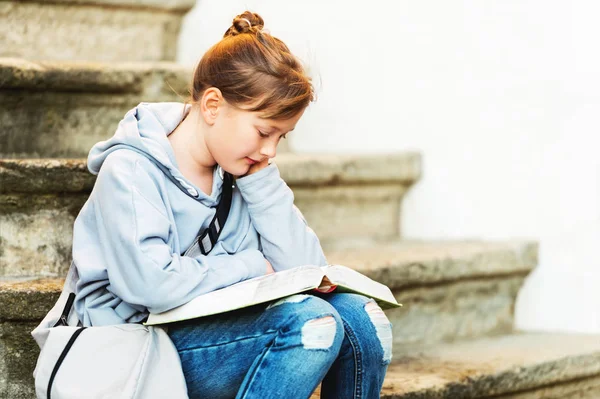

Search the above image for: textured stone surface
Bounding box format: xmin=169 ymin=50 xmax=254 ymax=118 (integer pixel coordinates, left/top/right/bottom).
xmin=0 ymin=58 xmax=191 ymax=92
xmin=275 ymin=153 xmax=422 ymax=186
xmin=2 ymin=94 xmax=147 ymax=158
xmin=388 ymin=276 xmax=524 ymax=346
xmin=502 ymin=378 xmax=600 ymax=399
xmin=379 ymin=333 xmax=600 ymax=398
xmin=295 ymin=184 xmax=406 ymax=243
xmin=0 ymin=192 xmax=93 ymax=277
xmin=0 ymin=321 xmax=38 ymax=399
xmin=0 ymin=60 xmax=191 ymax=158
xmin=0 ymin=278 xmax=61 ymax=321
xmin=31 ymin=0 xmax=196 ymax=11
xmin=0 ymin=1 xmax=192 ymax=62
xmin=326 ymin=240 xmax=538 ymax=289
xmin=0 ymin=159 xmax=94 ymax=194
xmin=0 ymin=206 xmax=79 ymax=277
xmin=313 ymin=379 xmax=600 ymax=399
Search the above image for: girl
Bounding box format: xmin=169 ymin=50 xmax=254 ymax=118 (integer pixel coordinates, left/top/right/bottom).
xmin=72 ymin=11 xmax=392 ymax=399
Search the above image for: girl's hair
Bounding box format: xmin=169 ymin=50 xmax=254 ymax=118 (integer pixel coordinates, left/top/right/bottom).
xmin=190 ymin=11 xmax=314 ymax=120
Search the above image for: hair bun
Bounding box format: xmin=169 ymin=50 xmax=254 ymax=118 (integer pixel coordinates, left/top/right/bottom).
xmin=224 ymin=11 xmax=265 ymax=37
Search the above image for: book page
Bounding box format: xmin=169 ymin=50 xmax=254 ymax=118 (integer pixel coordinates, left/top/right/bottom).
xmin=146 ymin=265 xmax=325 ymax=325
xmin=252 ymin=266 xmax=318 ymax=302
xmin=321 ymin=265 xmax=400 ymax=307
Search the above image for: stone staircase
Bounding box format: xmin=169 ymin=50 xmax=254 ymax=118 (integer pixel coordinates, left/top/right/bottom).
xmin=2 ymin=1 xmax=600 ymax=398
xmin=0 ymin=58 xmax=190 ymax=159
xmin=2 ymin=0 xmax=194 ymax=63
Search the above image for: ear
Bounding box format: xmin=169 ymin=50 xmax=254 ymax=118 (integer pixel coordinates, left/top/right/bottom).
xmin=200 ymin=87 xmax=224 ymax=126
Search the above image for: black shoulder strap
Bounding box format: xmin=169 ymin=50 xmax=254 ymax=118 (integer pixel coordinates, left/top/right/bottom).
xmin=139 ymin=156 xmax=233 ymax=256
xmin=187 ymin=172 xmax=234 ymax=256
xmin=53 ymin=292 xmax=76 ymax=327
xmin=47 ymin=327 xmax=87 ymax=399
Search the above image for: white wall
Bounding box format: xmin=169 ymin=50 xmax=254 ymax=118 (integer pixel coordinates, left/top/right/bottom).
xmin=178 ymin=1 xmax=600 ymax=333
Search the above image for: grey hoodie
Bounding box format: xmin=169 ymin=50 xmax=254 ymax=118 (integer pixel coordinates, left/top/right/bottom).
xmin=73 ymin=102 xmax=327 ymax=327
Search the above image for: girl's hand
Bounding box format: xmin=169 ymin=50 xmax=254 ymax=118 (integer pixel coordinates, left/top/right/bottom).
xmin=265 ymin=259 xmax=275 ymax=275
xmin=244 ymin=158 xmax=270 ymax=176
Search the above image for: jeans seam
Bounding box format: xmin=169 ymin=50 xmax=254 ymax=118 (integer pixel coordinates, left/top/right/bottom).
xmin=342 ymin=319 xmax=362 ymax=399
xmin=236 ymin=340 xmax=275 ymax=399
xmin=176 ymin=331 xmax=277 ymax=353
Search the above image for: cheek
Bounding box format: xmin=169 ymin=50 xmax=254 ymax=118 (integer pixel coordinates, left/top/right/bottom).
xmin=211 ymin=131 xmax=259 ymax=159
xmin=229 ymin=132 xmax=260 ymax=155
xmin=209 ymin=116 xmax=260 ymax=157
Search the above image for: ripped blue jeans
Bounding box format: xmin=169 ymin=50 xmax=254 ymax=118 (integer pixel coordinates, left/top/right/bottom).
xmin=167 ymin=293 xmax=393 ymax=399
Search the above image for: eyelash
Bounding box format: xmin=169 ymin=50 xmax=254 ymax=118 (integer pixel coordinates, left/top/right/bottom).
xmin=258 ymin=131 xmax=287 ymax=140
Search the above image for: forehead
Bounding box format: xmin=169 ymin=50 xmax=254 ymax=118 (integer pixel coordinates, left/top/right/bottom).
xmin=256 ymin=110 xmax=304 ymax=131
xmin=224 ymin=101 xmax=303 ymax=130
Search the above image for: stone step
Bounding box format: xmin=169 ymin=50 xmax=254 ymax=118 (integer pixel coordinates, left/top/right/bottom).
xmin=0 ymin=58 xmax=191 ymax=158
xmin=1 ymin=0 xmax=194 ymax=62
xmin=313 ymin=333 xmax=600 ymax=399
xmin=0 ymin=240 xmax=537 ymax=398
xmin=382 ymin=332 xmax=600 ymax=398
xmin=328 ymin=240 xmax=537 ymax=347
xmin=0 ymin=154 xmax=421 ymax=277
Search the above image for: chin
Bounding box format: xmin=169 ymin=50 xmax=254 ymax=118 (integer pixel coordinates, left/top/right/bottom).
xmin=219 ymin=162 xmax=249 ymax=177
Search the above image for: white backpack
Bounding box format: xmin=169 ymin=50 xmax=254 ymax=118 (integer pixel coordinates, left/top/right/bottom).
xmin=31 ymin=262 xmax=189 ymax=399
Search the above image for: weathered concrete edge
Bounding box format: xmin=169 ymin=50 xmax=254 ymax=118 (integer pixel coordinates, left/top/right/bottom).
xmin=0 ymin=278 xmax=62 ymax=322
xmin=276 ymin=152 xmax=422 ymax=186
xmin=0 ymin=58 xmax=191 ymax=93
xmin=0 ymin=158 xmax=95 ymax=193
xmin=400 ymin=240 xmax=538 ymax=288
xmin=12 ymin=0 xmax=196 ymax=12
xmin=342 ymin=240 xmax=539 ymax=290
xmin=385 ymin=350 xmax=600 ymax=399
xmin=0 ymin=153 xmax=422 ymax=194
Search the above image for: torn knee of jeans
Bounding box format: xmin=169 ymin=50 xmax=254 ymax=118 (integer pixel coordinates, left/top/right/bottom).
xmin=301 ymin=316 xmax=337 ymax=350
xmin=266 ymin=294 xmax=311 ymax=310
xmin=365 ymin=301 xmax=393 ymax=364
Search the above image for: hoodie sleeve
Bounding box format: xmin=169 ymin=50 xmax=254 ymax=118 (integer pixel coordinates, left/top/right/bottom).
xmin=87 ymin=154 xmax=267 ymax=314
xmin=235 ymin=163 xmax=327 ymax=270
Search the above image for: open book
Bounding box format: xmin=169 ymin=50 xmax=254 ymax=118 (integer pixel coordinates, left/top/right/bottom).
xmin=145 ymin=264 xmax=401 ymax=325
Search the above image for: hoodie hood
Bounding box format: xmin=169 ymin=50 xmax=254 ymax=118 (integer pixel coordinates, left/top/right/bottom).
xmin=88 ymin=102 xmax=222 ymax=203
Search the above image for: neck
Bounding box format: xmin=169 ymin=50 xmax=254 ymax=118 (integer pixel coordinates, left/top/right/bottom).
xmin=168 ymin=106 xmax=215 ymax=176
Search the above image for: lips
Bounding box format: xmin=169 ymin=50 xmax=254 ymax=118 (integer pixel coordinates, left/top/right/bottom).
xmin=245 ymin=157 xmax=258 ymax=165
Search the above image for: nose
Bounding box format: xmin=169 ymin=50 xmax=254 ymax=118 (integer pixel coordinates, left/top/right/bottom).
xmin=260 ymin=141 xmax=277 ymax=159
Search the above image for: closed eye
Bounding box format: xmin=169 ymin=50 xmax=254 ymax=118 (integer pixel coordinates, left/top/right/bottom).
xmin=258 ymin=130 xmax=287 ymax=140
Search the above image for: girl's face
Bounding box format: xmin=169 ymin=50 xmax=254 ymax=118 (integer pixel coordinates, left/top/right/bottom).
xmin=205 ymin=100 xmax=304 ymax=176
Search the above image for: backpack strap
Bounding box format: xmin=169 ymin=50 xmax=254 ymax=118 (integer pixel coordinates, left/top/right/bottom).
xmin=46 ymin=326 xmax=87 ymax=399
xmin=53 ymin=293 xmax=76 ymax=327
xmin=107 ymin=148 xmax=232 ymax=256
xmin=183 ymin=171 xmax=234 ymax=256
